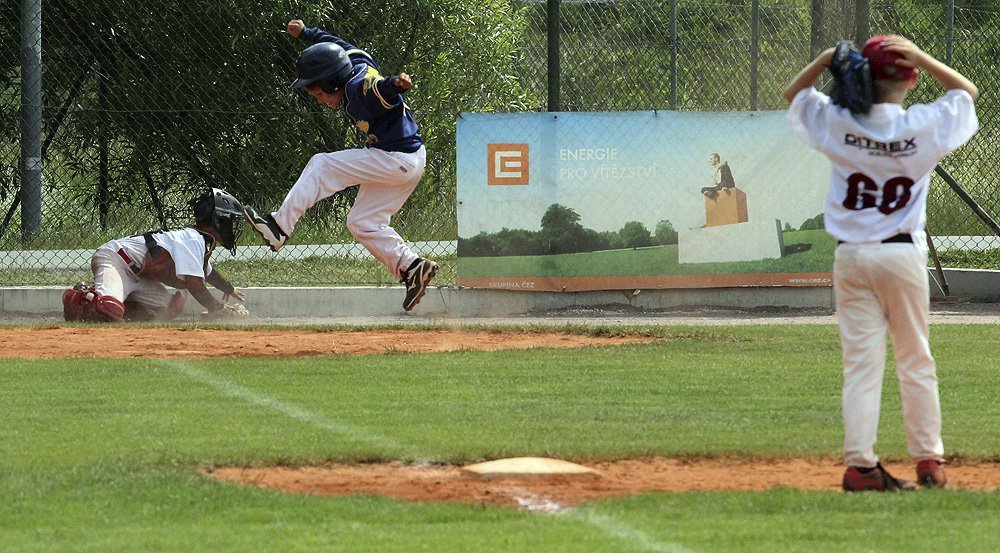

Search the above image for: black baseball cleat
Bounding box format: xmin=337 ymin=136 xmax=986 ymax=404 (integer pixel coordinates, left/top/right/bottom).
xmin=842 ymin=463 xmax=916 ymax=492
xmin=401 ymin=258 xmax=438 ymax=311
xmin=243 ymin=206 xmax=287 ymax=252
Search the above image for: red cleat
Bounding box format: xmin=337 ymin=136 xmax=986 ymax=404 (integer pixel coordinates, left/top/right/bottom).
xmin=916 ymin=460 xmax=947 ymax=488
xmin=843 ymin=463 xmax=916 ymax=492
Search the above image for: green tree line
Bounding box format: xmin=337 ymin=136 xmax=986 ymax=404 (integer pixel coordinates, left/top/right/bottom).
xmin=459 ymin=203 xmax=678 ymax=257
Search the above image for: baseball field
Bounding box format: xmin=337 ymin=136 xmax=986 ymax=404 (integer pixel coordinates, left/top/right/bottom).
xmin=2 ymin=319 xmax=1000 ymax=552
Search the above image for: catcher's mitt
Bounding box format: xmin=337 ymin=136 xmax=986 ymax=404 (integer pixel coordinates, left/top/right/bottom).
xmin=201 ymin=302 xmax=250 ymax=320
xmin=829 ymin=40 xmax=873 ymax=114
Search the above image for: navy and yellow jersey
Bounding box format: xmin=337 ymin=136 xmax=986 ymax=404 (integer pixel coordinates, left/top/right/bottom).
xmin=299 ymin=26 xmax=422 ymax=153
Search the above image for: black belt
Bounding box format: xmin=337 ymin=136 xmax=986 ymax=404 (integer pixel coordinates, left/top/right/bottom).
xmin=838 ymin=233 xmax=912 ymax=245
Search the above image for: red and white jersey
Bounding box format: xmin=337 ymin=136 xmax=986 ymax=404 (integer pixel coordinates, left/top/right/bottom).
xmin=788 ymin=87 xmax=977 ymax=243
xmin=103 ymin=228 xmax=213 ymax=279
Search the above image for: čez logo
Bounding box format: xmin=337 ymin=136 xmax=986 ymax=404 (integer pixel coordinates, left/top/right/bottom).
xmin=487 ymin=144 xmax=529 ymax=185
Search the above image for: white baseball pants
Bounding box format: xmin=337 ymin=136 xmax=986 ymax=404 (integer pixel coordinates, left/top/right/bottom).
xmin=272 ymin=146 xmax=427 ymax=279
xmin=92 ymin=247 xmax=174 ymax=310
xmin=834 ymin=236 xmax=943 ymax=468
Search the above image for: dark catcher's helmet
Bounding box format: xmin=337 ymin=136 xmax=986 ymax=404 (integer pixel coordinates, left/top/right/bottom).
xmin=290 ymin=42 xmax=353 ymax=92
xmin=189 ymin=188 xmax=245 ymax=254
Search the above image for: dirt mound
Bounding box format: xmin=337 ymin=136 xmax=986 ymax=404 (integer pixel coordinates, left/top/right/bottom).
xmin=0 ymin=327 xmax=654 ymax=358
xmin=208 ymin=458 xmax=1000 ymax=511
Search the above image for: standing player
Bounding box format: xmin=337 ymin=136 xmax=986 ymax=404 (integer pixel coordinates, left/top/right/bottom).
xmin=243 ymin=19 xmax=436 ymax=312
xmin=62 ymin=188 xmax=248 ymax=322
xmin=785 ymin=36 xmax=978 ymax=491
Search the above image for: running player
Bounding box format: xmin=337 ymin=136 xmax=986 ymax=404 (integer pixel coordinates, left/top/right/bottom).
xmin=243 ymin=19 xmax=436 ymax=312
xmin=784 ymin=35 xmax=978 ymax=491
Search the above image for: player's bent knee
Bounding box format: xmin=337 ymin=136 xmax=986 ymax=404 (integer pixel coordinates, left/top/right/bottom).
xmin=346 ymin=215 xmax=383 ymax=238
xmin=306 ymin=153 xmax=332 ymax=171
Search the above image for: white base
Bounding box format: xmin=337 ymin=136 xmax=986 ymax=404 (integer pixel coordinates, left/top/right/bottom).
xmin=462 ymin=457 xmax=599 ymax=478
xmin=678 ymin=219 xmax=785 ymax=264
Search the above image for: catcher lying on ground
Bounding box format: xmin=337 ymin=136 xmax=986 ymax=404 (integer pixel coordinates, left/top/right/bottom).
xmin=62 ymin=188 xmax=250 ymax=322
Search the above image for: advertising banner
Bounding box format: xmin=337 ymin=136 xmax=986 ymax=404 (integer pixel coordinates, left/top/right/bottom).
xmin=456 ymin=111 xmax=834 ymax=291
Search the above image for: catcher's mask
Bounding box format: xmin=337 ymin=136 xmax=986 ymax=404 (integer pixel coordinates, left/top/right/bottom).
xmin=189 ymin=188 xmax=245 ymax=254
xmin=291 ymin=42 xmax=353 ymax=92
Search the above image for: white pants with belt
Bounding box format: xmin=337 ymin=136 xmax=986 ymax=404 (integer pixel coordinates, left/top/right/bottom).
xmin=272 ymin=146 xmax=427 ymax=279
xmin=834 ymin=234 xmax=942 ymax=468
xmin=92 ymin=247 xmax=174 ymax=311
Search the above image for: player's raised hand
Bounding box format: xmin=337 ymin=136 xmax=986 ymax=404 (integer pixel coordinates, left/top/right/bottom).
xmin=879 ymin=35 xmax=925 ymax=69
xmin=286 ymin=19 xmax=305 ymax=37
xmin=394 ymin=73 xmax=413 ymax=91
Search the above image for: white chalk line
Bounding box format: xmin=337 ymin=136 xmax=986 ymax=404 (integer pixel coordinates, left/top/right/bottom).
xmin=165 ymin=359 xmax=693 ymax=551
xmin=495 ymin=485 xmax=695 ymax=553
xmin=161 ymin=359 xmax=411 ymax=454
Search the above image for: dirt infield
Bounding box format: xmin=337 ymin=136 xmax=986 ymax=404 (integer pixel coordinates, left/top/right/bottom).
xmin=208 ymin=458 xmax=1000 ymax=510
xmin=0 ymin=327 xmax=654 ymax=358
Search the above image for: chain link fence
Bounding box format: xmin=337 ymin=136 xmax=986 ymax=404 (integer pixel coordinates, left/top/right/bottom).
xmin=2 ymin=0 xmax=998 ymax=287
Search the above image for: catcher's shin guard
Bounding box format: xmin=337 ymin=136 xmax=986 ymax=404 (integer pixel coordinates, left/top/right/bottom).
xmin=63 ymin=285 xmax=125 ymax=322
xmin=62 ymin=283 xmax=91 ymax=321
xmin=88 ymin=294 xmax=126 ymax=322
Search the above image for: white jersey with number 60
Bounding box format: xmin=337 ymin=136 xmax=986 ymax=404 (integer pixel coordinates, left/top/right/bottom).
xmin=787 ymin=87 xmax=977 ymax=243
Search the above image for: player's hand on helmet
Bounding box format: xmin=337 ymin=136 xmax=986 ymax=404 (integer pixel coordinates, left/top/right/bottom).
xmin=287 ymin=19 xmax=305 ymax=37
xmin=223 ymin=289 xmax=245 ymax=303
xmin=879 ymin=35 xmax=924 ymax=69
xmin=394 ymin=73 xmax=413 ymax=91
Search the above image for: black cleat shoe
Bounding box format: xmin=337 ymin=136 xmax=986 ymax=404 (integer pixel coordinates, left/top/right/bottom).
xmin=401 ymin=258 xmax=438 ymax=311
xmin=243 ymin=206 xmax=287 ymax=252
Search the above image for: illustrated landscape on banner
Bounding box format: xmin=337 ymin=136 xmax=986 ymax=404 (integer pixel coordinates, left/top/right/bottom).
xmin=456 ymin=111 xmax=834 ymax=292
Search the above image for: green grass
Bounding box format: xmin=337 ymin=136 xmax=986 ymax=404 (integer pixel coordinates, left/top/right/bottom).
xmin=0 ymin=254 xmax=460 ymax=287
xmin=459 ymin=230 xmax=837 ymax=278
xmin=935 ymin=248 xmax=1000 ymax=271
xmin=2 ymin=324 xmax=1000 ymax=551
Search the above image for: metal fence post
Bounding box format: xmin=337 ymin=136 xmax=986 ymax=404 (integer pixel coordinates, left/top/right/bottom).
xmin=855 ymin=0 xmax=870 ymax=44
xmin=547 ymin=0 xmax=560 ymax=112
xmin=809 ymin=0 xmax=823 ymax=58
xmin=750 ymin=0 xmax=759 ymax=110
xmin=670 ymin=0 xmax=677 ymax=109
xmin=19 ymin=0 xmax=43 ymax=242
xmin=946 ymin=0 xmax=955 ymax=65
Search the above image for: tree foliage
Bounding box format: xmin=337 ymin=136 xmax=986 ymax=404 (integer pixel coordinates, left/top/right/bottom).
xmin=458 ymin=203 xmax=674 ymax=257
xmin=654 ymin=219 xmax=679 ymax=245
xmin=0 ymin=0 xmax=528 ymax=236
xmin=798 ymin=212 xmax=825 ymax=231
xmin=2 ymin=0 xmax=997 ymax=257
xmin=619 ymin=221 xmax=652 ymax=248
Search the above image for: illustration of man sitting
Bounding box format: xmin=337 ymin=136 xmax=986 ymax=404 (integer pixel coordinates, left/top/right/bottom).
xmin=701 ymin=153 xmax=736 ymax=200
